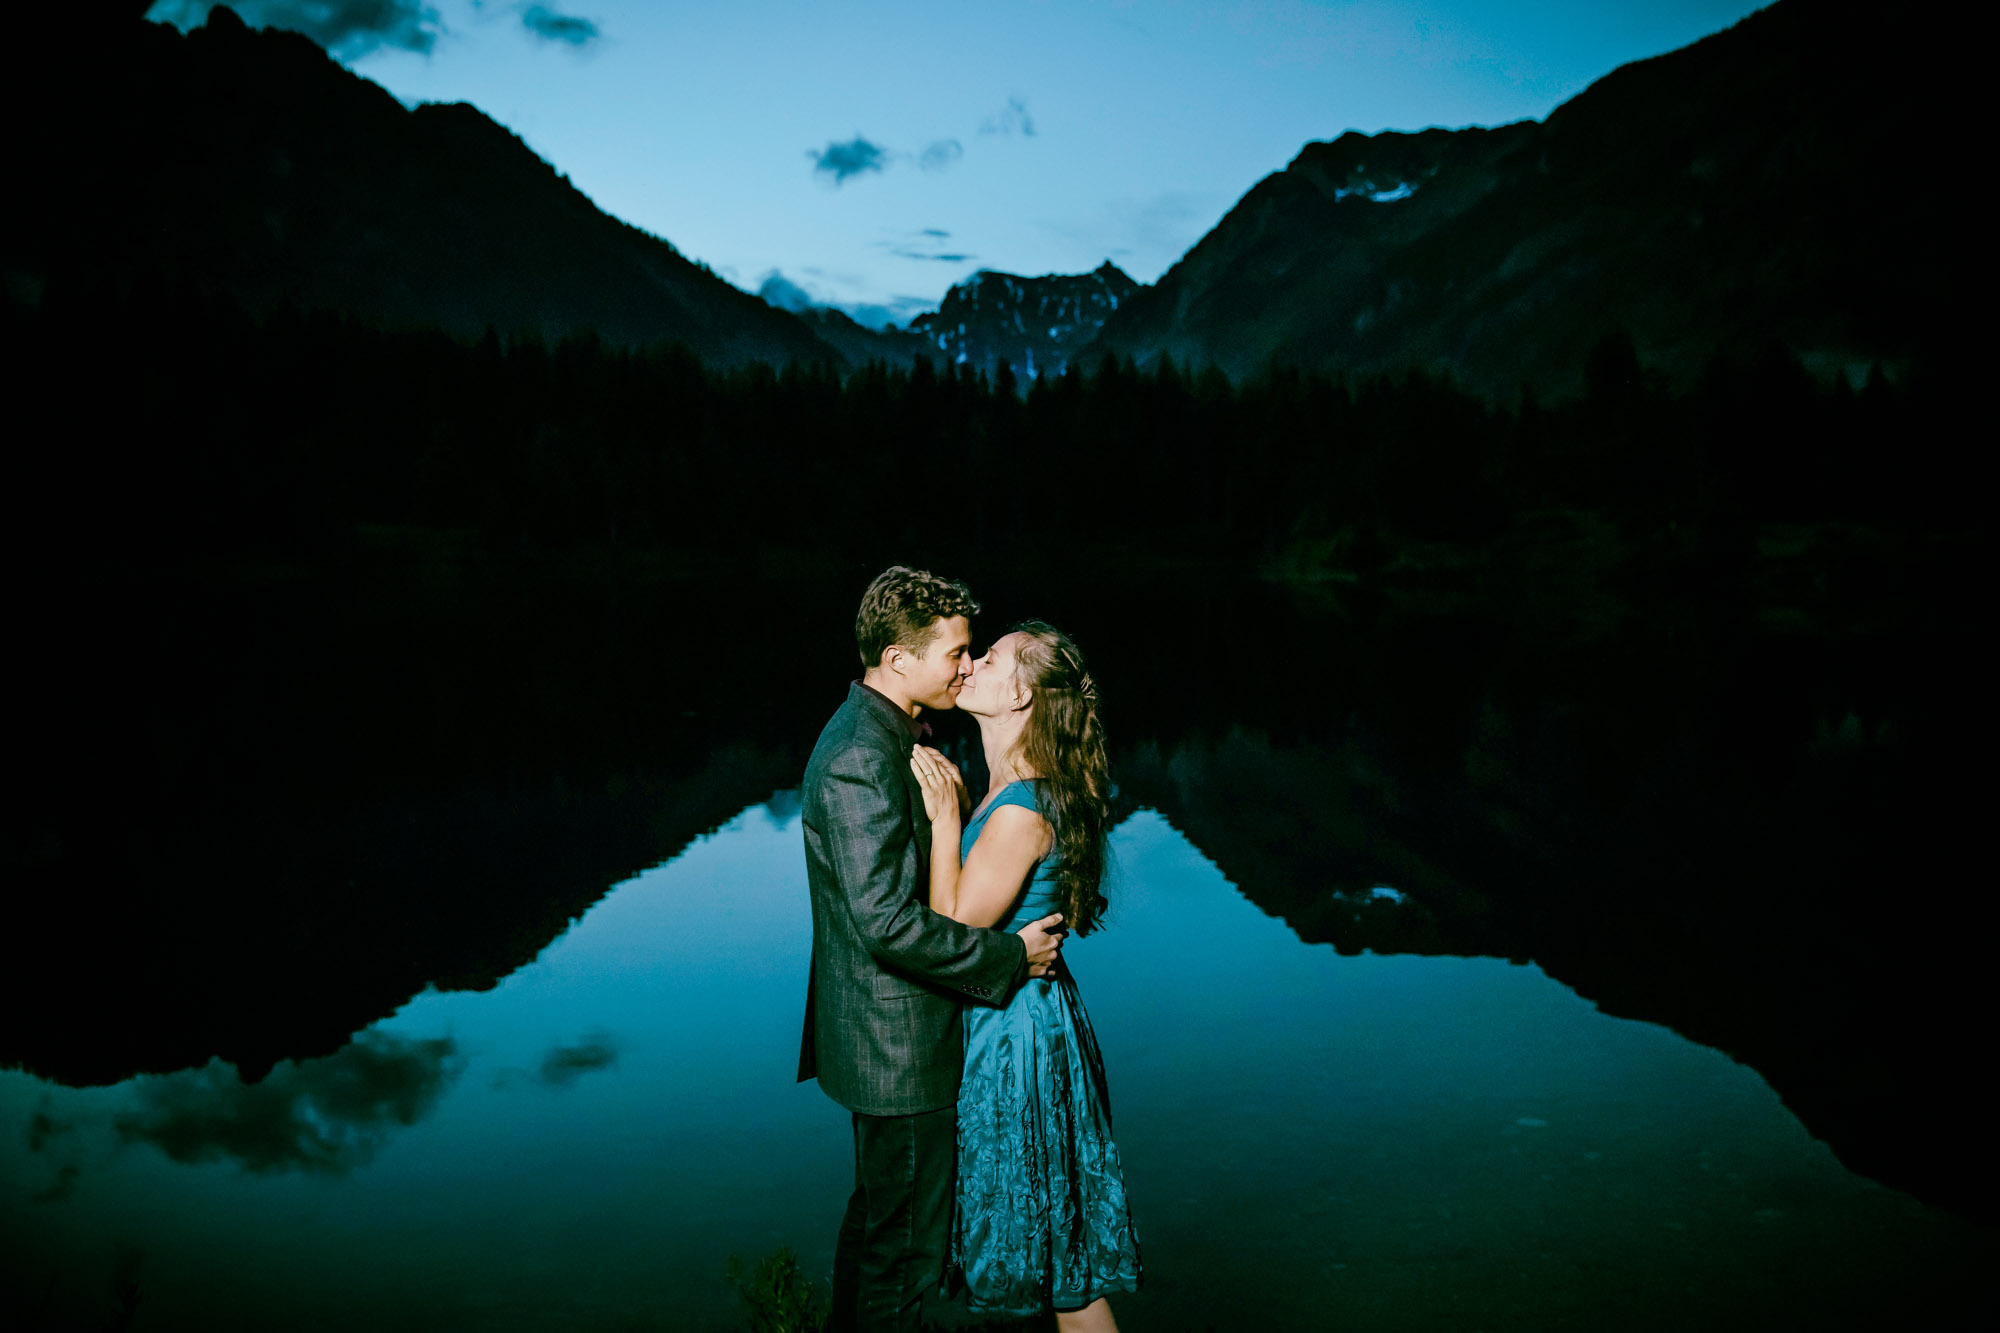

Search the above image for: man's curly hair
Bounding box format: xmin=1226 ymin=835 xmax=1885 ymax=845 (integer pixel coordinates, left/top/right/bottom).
xmin=855 ymin=566 xmax=981 ymax=668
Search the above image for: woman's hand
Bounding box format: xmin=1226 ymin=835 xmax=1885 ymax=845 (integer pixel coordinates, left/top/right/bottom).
xmin=910 ymin=746 xmax=966 ymax=826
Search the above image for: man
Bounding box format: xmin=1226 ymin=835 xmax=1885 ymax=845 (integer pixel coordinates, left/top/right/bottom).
xmin=799 ymin=566 xmax=1066 ymax=1333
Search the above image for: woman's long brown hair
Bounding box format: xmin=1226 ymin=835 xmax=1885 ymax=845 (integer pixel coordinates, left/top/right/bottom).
xmin=1010 ymin=620 xmax=1111 ymax=936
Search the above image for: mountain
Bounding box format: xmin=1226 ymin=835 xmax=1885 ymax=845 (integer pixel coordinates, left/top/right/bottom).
xmin=754 ymin=274 xmax=934 ymax=369
xmin=3 ymin=6 xmax=839 ymax=368
xmin=779 ymin=305 xmax=936 ymax=369
xmin=1087 ymin=0 xmax=1958 ymax=397
xmin=909 ymin=262 xmax=1142 ymax=380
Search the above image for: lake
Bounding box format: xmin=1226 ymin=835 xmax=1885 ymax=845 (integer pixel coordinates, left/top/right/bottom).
xmin=5 ymin=544 xmax=1993 ymax=1330
xmin=7 ymin=796 xmax=1987 ymax=1331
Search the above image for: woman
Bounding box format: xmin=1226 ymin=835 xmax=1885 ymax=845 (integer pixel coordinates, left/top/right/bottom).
xmin=908 ymin=620 xmax=1142 ymax=1331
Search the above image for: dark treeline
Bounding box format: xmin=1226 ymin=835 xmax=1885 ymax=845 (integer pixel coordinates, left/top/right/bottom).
xmin=5 ymin=274 xmax=1972 ymax=581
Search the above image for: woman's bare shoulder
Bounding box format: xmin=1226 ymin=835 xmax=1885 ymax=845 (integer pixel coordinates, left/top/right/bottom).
xmin=973 ymin=802 xmax=1053 ymax=855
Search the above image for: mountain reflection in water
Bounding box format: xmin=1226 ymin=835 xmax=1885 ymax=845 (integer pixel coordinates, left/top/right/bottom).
xmin=2 ymin=548 xmax=1990 ymax=1325
xmin=5 ymin=804 xmax=1986 ymax=1332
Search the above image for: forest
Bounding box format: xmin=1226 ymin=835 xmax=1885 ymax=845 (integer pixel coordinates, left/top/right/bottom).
xmin=10 ymin=275 xmax=1972 ymax=565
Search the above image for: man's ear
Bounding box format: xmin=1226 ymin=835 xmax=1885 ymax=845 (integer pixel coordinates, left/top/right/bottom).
xmin=881 ymin=644 xmax=906 ymax=677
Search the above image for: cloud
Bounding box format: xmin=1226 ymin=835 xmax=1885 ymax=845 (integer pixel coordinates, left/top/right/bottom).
xmin=30 ymin=1164 xmax=81 ymax=1205
xmin=762 ymin=788 xmax=803 ymax=824
xmin=26 ymin=1104 xmax=77 ymax=1154
xmin=842 ymin=297 xmax=936 ymax=331
xmin=809 ymin=136 xmax=888 ymax=185
xmin=980 ymin=97 xmax=1036 ymax=137
xmin=539 ymin=1033 xmax=618 ymax=1086
xmin=754 ymin=274 xmax=933 ymax=332
xmin=114 ymin=1032 xmax=460 ymax=1174
xmin=876 ymin=230 xmax=975 ymax=264
xmin=25 ymin=1101 xmax=84 ymax=1203
xmin=521 ymin=3 xmax=597 ymax=46
xmin=918 ymin=139 xmax=963 ymax=173
xmin=757 ymin=272 xmax=816 ymax=313
xmin=147 ymin=1 xmax=444 ymax=58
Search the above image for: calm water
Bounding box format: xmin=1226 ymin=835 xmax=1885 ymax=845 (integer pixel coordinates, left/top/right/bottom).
xmin=4 ymin=803 xmax=1987 ymax=1331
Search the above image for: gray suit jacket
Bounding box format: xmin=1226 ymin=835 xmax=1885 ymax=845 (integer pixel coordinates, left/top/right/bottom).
xmin=797 ymin=682 xmax=1028 ymax=1115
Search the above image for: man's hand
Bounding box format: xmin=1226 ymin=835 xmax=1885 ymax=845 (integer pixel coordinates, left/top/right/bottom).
xmin=1016 ymin=912 xmax=1066 ymax=978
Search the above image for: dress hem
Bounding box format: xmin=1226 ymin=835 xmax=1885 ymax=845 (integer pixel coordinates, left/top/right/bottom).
xmin=957 ymin=1273 xmax=1144 ymax=1319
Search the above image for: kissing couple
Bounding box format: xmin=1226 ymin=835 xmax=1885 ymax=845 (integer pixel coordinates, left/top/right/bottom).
xmin=798 ymin=566 xmax=1143 ymax=1331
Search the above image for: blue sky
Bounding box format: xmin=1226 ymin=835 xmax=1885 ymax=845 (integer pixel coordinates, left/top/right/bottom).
xmin=148 ymin=2 xmax=1770 ymax=326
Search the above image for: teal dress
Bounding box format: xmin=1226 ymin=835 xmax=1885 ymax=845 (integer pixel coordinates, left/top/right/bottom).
xmin=949 ymin=780 xmax=1143 ymax=1315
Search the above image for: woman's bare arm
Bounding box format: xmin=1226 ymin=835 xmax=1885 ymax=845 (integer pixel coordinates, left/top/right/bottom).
xmin=948 ymin=805 xmax=1054 ymax=928
xmin=929 ymin=807 xmax=964 ymax=918
xmin=911 ymin=750 xmax=1054 ymax=925
xmin=912 ymin=747 xmax=967 ymax=917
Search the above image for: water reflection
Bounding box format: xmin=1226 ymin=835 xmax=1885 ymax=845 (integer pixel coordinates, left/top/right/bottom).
xmin=3 ymin=801 xmax=1985 ymax=1331
xmin=2 ymin=747 xmax=805 ymax=1093
xmin=112 ymin=1033 xmax=461 ymax=1176
xmin=1118 ymin=729 xmax=1500 ymax=958
xmin=533 ymin=1033 xmax=620 ymax=1088
xmin=7 ymin=551 xmax=1985 ymax=1225
xmin=19 ymin=1033 xmax=463 ymax=1222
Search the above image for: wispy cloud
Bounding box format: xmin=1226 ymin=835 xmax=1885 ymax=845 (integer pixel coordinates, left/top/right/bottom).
xmin=980 ymin=96 xmax=1036 ymax=137
xmin=876 ymin=228 xmax=976 ymax=264
xmin=521 ymin=3 xmax=598 ymax=46
xmin=146 ymin=0 xmax=444 ymax=58
xmin=809 ymin=136 xmax=889 ymax=186
xmin=539 ymin=1034 xmax=618 ymax=1087
xmin=918 ymin=139 xmax=963 ymax=172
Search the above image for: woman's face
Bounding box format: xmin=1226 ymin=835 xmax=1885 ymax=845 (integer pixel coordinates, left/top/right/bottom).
xmin=958 ymin=632 xmax=1029 ymax=718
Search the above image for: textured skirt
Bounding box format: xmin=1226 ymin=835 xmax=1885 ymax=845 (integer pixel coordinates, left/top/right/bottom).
xmin=949 ymin=966 xmax=1143 ymax=1315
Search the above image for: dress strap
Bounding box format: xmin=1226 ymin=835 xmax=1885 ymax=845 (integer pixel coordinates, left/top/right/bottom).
xmin=971 ymin=778 xmax=1042 ymax=826
xmin=991 ymin=779 xmax=1041 ymax=813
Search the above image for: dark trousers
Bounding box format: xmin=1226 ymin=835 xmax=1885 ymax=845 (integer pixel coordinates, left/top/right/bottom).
xmin=829 ymin=1104 xmax=956 ymax=1333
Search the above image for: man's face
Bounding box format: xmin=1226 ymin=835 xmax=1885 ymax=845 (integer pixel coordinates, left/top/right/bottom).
xmin=903 ymin=615 xmax=973 ymax=711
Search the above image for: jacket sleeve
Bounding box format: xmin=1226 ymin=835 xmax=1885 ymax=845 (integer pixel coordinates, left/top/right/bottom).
xmin=820 ymin=739 xmax=1027 ymax=1005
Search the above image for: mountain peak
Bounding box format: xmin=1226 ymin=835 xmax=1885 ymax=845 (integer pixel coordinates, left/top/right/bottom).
xmin=1088 ymin=0 xmax=1948 ymax=396
xmin=910 ymin=263 xmax=1147 ymax=379
xmin=9 ymin=9 xmax=839 ymax=368
xmin=203 ymin=4 xmax=251 ymax=36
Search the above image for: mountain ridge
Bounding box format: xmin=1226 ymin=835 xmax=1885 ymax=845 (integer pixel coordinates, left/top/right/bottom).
xmin=5 ymin=5 xmax=843 ymax=368
xmin=1085 ymin=0 xmax=1958 ymax=397
xmin=9 ymin=1 xmax=1959 ymax=395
